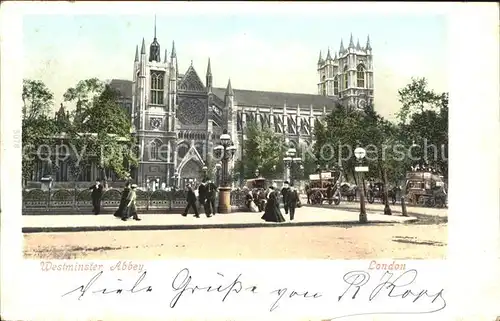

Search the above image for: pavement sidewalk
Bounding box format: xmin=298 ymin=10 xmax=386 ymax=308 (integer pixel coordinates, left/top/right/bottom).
xmin=22 ymin=207 xmax=416 ymax=233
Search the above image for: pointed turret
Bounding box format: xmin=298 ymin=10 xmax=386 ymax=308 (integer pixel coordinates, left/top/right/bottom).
xmin=134 ymin=45 xmax=139 ymax=62
xmin=348 ymin=33 xmax=355 ymax=48
xmin=206 ymin=58 xmax=213 ymax=91
xmin=334 ymin=51 xmax=338 ymax=60
xmin=326 ymin=47 xmax=332 ymax=60
xmin=356 ymin=38 xmax=361 ymax=50
xmin=225 ymin=78 xmax=234 ymax=97
xmin=317 ymin=50 xmax=324 ymax=65
xmin=149 ymin=16 xmax=161 ymax=62
xmin=141 ymin=38 xmax=146 ymax=54
xmin=170 ymin=40 xmax=176 ymax=58
xmin=163 ymin=49 xmax=168 ymax=63
xmin=339 ymin=39 xmax=345 ymax=54
xmin=365 ymin=35 xmax=372 ymax=50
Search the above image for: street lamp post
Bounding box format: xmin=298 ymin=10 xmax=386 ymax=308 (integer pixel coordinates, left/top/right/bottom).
xmin=354 ymin=147 xmax=368 ymax=223
xmin=214 ymin=129 xmax=237 ymax=213
xmin=215 ymin=163 xmax=222 ymax=186
xmin=283 ymin=147 xmax=301 ymax=185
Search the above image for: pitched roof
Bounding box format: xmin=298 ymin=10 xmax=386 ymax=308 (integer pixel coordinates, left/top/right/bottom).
xmin=212 ymin=87 xmax=338 ymax=108
xmin=109 ymin=79 xmax=133 ymax=98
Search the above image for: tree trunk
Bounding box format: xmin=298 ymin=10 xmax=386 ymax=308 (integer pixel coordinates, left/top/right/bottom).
xmin=382 ymin=164 xmax=392 ymax=215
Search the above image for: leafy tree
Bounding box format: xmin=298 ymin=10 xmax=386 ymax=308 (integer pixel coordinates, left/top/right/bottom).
xmin=22 ymin=79 xmax=54 ymax=121
xmin=63 ymin=78 xmax=105 ymax=126
xmin=397 ymin=77 xmax=441 ymax=125
xmin=65 ymin=82 xmax=137 ymax=181
xmin=21 ymin=79 xmax=58 ymax=184
xmin=397 ymin=78 xmax=448 ymax=177
xmin=241 ymin=121 xmax=286 ymax=180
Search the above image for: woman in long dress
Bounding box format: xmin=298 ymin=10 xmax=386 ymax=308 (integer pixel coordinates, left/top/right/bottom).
xmin=261 ymin=185 xmax=286 ymax=223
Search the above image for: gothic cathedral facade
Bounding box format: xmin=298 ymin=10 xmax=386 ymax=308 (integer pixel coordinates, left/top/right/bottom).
xmin=130 ymin=29 xmax=374 ymax=189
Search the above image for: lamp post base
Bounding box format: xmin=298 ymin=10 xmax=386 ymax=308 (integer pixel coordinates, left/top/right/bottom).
xmin=217 ymin=186 xmax=232 ymax=214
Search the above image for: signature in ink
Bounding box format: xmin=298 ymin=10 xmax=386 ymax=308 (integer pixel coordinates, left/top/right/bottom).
xmin=61 ymin=271 xmax=152 ymax=300
xmin=170 ymin=268 xmax=258 ymax=308
xmin=333 ymin=269 xmax=446 ymax=319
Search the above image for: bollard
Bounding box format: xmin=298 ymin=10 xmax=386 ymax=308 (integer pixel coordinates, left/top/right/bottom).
xmin=401 ymin=196 xmax=408 ymax=217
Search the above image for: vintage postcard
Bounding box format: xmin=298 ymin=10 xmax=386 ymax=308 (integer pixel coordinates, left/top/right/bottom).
xmin=1 ymin=2 xmax=499 ymax=320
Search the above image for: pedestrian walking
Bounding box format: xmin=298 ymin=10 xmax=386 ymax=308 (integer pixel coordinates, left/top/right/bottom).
xmin=281 ymin=181 xmax=290 ymax=214
xmin=261 ymin=184 xmax=285 ymax=223
xmin=287 ymin=183 xmax=299 ymax=221
xmin=89 ymin=179 xmax=103 ymax=215
xmin=198 ymin=180 xmax=211 ymax=217
xmin=205 ymin=179 xmax=217 ymax=216
xmin=122 ymin=184 xmax=141 ymax=221
xmin=114 ymin=181 xmax=130 ymax=218
xmin=182 ymin=184 xmax=199 ymax=218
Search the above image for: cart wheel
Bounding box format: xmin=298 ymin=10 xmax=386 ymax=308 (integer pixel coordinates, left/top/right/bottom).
xmin=367 ymin=191 xmax=375 ymax=204
xmin=334 ymin=197 xmax=341 ymax=205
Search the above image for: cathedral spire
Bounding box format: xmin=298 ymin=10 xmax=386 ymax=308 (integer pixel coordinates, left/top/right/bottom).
xmin=170 ymin=40 xmax=176 ymax=58
xmin=149 ymin=16 xmax=161 ymax=62
xmin=141 ymin=38 xmax=146 ymax=54
xmin=206 ymin=58 xmax=212 ymax=76
xmin=356 ymin=38 xmax=361 ymax=50
xmin=225 ymin=78 xmax=234 ymax=97
xmin=134 ymin=45 xmax=139 ymax=62
xmin=206 ymin=58 xmax=213 ymax=90
xmin=348 ymin=33 xmax=355 ymax=48
xmin=317 ymin=50 xmax=324 ymax=65
xmin=339 ymin=39 xmax=345 ymax=54
xmin=164 ymin=49 xmax=168 ymax=63
xmin=154 ymin=14 xmax=157 ymax=39
xmin=326 ymin=47 xmax=332 ymax=60
xmin=365 ymin=35 xmax=372 ymax=50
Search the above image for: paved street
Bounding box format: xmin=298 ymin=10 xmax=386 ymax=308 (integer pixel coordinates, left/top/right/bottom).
xmin=23 ymin=206 xmax=415 ymax=233
xmin=23 ymin=206 xmax=447 ymax=260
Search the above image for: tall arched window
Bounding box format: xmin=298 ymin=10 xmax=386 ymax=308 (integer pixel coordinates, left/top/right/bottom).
xmin=150 ymin=71 xmax=165 ymax=105
xmin=343 ymin=66 xmax=349 ymax=90
xmin=333 ymin=76 xmax=339 ymax=95
xmin=357 ymin=64 xmax=365 ymax=88
xmin=149 ymin=140 xmax=159 ymax=160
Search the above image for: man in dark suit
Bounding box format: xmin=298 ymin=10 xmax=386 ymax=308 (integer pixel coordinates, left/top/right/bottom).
xmin=287 ymin=182 xmax=299 ymax=221
xmin=198 ymin=179 xmax=211 ymax=217
xmin=281 ymin=181 xmax=290 ymax=215
xmin=90 ymin=179 xmax=104 ymax=215
xmin=182 ymin=184 xmax=199 ymax=218
xmin=205 ymin=179 xmax=217 ymax=216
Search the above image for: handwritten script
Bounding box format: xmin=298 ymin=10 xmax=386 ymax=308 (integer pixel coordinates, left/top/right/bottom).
xmin=60 ymin=268 xmax=446 ymax=318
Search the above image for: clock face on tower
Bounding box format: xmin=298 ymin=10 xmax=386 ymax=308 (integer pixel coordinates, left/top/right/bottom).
xmin=178 ymin=98 xmax=206 ymax=125
xmin=150 ymin=118 xmax=162 ymax=129
xmin=357 ymin=98 xmax=367 ymax=110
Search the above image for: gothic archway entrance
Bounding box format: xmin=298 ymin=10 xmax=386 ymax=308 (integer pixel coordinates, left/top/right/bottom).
xmin=179 ymin=158 xmax=202 ymax=189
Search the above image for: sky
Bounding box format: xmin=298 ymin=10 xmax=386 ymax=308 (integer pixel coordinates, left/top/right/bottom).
xmin=22 ymin=5 xmax=448 ymax=121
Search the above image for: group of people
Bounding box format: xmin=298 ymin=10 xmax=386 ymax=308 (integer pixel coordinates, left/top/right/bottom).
xmin=89 ymin=179 xmax=141 ymax=221
xmin=182 ymin=179 xmax=218 ymax=218
xmin=243 ymin=181 xmax=300 ymax=223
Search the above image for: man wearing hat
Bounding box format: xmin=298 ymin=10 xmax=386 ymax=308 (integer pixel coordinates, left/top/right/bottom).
xmin=286 ymin=182 xmax=299 ymax=221
xmin=89 ymin=179 xmax=104 ymax=215
xmin=205 ymin=178 xmax=217 ymax=216
xmin=281 ymin=181 xmax=290 ymax=215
